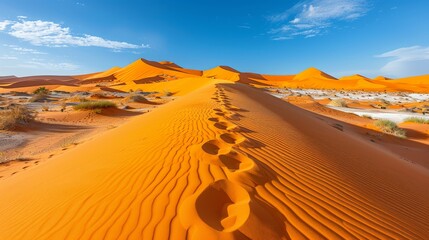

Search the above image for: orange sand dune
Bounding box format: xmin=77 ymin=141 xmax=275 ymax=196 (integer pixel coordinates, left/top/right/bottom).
xmin=394 ymin=74 xmax=429 ymax=85
xmin=203 ymin=66 xmax=277 ymax=86
xmin=2 ymin=79 xmax=77 ymax=88
xmin=339 ymin=74 xmax=370 ymax=81
xmin=293 ymin=67 xmax=337 ymax=81
xmin=203 ymin=66 xmax=242 ymax=81
xmin=2 ymin=58 xmax=429 ymax=93
xmin=273 ymin=68 xmax=405 ymax=91
xmin=0 ymin=75 xmax=79 ymax=85
xmin=159 ymin=61 xmax=203 ymax=76
xmin=159 ymin=61 xmax=182 ymax=68
xmin=0 ymin=81 xmax=428 ymax=239
xmin=83 ymin=66 xmax=122 ymax=80
xmin=373 ymin=76 xmax=391 ymax=81
xmin=101 ymin=58 xmax=197 ymax=84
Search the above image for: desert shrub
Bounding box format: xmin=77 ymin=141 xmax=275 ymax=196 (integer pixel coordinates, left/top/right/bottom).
xmin=73 ymin=101 xmax=116 ymax=110
xmin=403 ymin=117 xmax=429 ymax=124
xmin=328 ymin=99 xmax=347 ymax=107
xmin=375 ymin=119 xmax=406 ymax=138
xmin=124 ymin=94 xmax=148 ymax=103
xmin=163 ymin=90 xmax=173 ymax=97
xmin=33 ymin=87 xmax=49 ymax=95
xmin=0 ymin=105 xmax=35 ymax=130
xmin=362 ymin=115 xmax=373 ymax=119
xmin=29 ymin=87 xmax=50 ymax=102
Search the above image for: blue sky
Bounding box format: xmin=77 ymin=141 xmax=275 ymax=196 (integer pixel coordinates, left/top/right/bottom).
xmin=0 ymin=0 xmax=428 ymax=78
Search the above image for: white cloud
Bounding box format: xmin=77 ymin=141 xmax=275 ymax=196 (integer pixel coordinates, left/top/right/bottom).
xmin=377 ymin=46 xmax=429 ymax=77
xmin=0 ymin=18 xmax=149 ymax=50
xmin=0 ymin=20 xmax=12 ymax=30
xmin=269 ymin=0 xmax=368 ymax=39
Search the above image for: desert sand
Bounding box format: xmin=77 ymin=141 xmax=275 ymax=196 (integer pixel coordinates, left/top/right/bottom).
xmin=0 ymin=59 xmax=428 ymax=239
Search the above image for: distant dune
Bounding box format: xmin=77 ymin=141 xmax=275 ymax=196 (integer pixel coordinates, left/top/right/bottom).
xmin=1 ymin=58 xmax=428 ymax=92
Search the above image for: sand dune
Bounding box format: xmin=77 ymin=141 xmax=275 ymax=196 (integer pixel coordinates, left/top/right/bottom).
xmin=293 ymin=67 xmax=337 ymax=81
xmin=203 ymin=66 xmax=242 ymax=81
xmin=102 ymin=58 xmax=197 ymax=84
xmin=339 ymin=74 xmax=370 ymax=81
xmin=3 ymin=58 xmax=428 ymax=93
xmin=83 ymin=66 xmax=122 ymax=80
xmin=0 ymin=80 xmax=428 ymax=239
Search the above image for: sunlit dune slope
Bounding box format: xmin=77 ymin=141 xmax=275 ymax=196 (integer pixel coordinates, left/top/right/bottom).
xmin=0 ymin=81 xmax=428 ymax=239
xmin=159 ymin=61 xmax=203 ymax=76
xmin=203 ymin=66 xmax=242 ymax=81
xmin=86 ymin=58 xmax=199 ymax=84
xmin=293 ymin=67 xmax=337 ymax=81
xmin=394 ymin=74 xmax=429 ymax=85
xmin=84 ymin=66 xmax=122 ymax=80
xmin=339 ymin=74 xmax=370 ymax=81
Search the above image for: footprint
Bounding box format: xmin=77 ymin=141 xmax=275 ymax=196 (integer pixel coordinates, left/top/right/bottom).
xmin=225 ymin=112 xmax=241 ymax=120
xmin=202 ymin=140 xmax=230 ymax=155
xmin=214 ymin=121 xmax=238 ymax=131
xmin=219 ymin=150 xmax=255 ymax=173
xmin=220 ymin=133 xmax=246 ymax=145
xmin=208 ymin=117 xmax=220 ymax=122
xmin=227 ymin=106 xmax=241 ymax=111
xmin=196 ymin=180 xmax=250 ymax=232
xmin=22 ymin=166 xmax=29 ymax=170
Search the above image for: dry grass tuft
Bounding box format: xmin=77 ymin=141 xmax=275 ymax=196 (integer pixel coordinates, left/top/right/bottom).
xmin=73 ymin=101 xmax=116 ymax=111
xmin=0 ymin=105 xmax=35 ymax=130
xmin=403 ymin=117 xmax=429 ymax=124
xmin=375 ymin=119 xmax=406 ymax=138
xmin=328 ymin=99 xmax=347 ymax=107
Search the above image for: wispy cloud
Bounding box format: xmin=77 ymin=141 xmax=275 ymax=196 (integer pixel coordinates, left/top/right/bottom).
xmin=376 ymin=46 xmax=429 ymax=77
xmin=24 ymin=60 xmax=79 ymax=71
xmin=0 ymin=55 xmax=18 ymax=60
xmin=269 ymin=0 xmax=369 ymax=39
xmin=238 ymin=25 xmax=251 ymax=29
xmin=3 ymin=44 xmax=46 ymax=54
xmin=0 ymin=17 xmax=150 ymax=50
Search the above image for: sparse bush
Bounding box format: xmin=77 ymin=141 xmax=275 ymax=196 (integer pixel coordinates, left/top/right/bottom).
xmin=163 ymin=90 xmax=173 ymax=97
xmin=328 ymin=99 xmax=347 ymax=107
xmin=0 ymin=105 xmax=35 ymax=130
xmin=33 ymin=87 xmax=49 ymax=95
xmin=73 ymin=101 xmax=116 ymax=111
xmin=29 ymin=87 xmax=49 ymax=102
xmin=362 ymin=115 xmax=373 ymax=119
xmin=403 ymin=117 xmax=429 ymax=124
xmin=124 ymin=94 xmax=148 ymax=103
xmin=375 ymin=119 xmax=406 ymax=138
